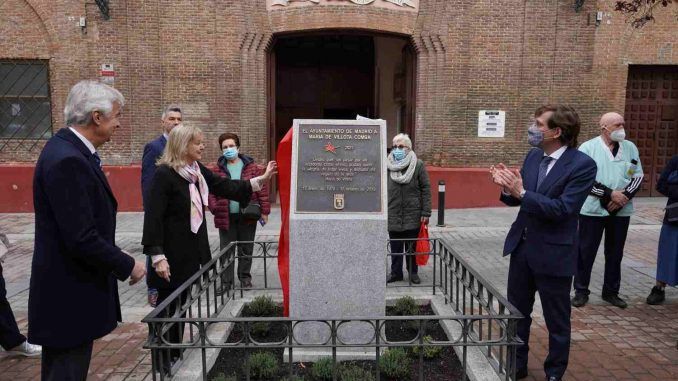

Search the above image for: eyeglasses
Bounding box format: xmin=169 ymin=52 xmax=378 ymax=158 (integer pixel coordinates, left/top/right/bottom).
xmin=392 ymin=145 xmax=409 ymax=150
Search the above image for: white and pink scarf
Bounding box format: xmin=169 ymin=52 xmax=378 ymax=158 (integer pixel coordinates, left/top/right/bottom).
xmin=175 ymin=162 xmax=209 ymax=233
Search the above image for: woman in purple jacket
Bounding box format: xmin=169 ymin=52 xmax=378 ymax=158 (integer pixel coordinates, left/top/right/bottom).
xmin=209 ymin=133 xmax=271 ymax=290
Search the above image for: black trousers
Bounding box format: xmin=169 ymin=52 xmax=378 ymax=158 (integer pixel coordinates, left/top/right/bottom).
xmin=389 ymin=229 xmax=420 ymax=277
xmin=219 ymin=214 xmax=257 ymax=284
xmin=507 ymin=242 xmax=572 ymax=379
xmin=42 ymin=341 xmax=93 ymax=381
xmin=574 ymin=215 xmax=630 ymax=297
xmin=0 ymin=262 xmax=26 ymax=350
xmin=156 ymin=288 xmax=188 ymax=369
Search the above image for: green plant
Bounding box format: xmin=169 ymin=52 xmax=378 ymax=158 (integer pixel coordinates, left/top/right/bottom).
xmin=393 ymin=296 xmax=421 ymax=330
xmin=310 ymin=357 xmax=335 ymax=380
xmin=243 ymin=351 xmax=279 ymax=379
xmin=210 ymin=373 xmax=236 ymax=381
xmin=379 ymin=348 xmax=411 ymax=379
xmin=338 ymin=364 xmax=374 ymax=381
xmin=248 ymin=295 xmax=278 ymax=317
xmin=280 ymin=376 xmax=305 ymax=381
xmin=411 ymin=335 xmax=443 ymax=359
xmin=393 ymin=296 xmax=419 ymax=316
xmin=247 ymin=295 xmax=279 ymax=337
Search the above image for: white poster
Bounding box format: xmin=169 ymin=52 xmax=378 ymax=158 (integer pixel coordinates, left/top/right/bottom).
xmin=478 ymin=110 xmax=505 ymax=138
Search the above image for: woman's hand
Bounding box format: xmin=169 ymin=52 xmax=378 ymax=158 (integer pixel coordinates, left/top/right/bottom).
xmin=262 ymin=161 xmax=278 ymax=180
xmin=154 ymin=259 xmax=171 ymax=282
xmin=421 ymin=217 xmax=429 ymax=225
xmin=262 ymin=214 xmax=269 ymax=224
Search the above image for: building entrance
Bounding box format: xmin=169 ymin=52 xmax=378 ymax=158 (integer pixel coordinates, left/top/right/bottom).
xmin=625 ymin=65 xmax=678 ymax=196
xmin=269 ymin=32 xmax=416 ymax=155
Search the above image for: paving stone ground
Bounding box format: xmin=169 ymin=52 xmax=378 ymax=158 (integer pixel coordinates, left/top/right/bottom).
xmin=0 ymin=198 xmax=676 ymax=380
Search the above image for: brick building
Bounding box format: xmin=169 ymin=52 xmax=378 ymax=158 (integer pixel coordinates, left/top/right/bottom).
xmin=0 ymin=0 xmax=676 ymax=211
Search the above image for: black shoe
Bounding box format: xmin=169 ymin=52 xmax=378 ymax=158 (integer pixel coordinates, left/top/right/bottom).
xmin=602 ymin=294 xmax=628 ymax=309
xmin=546 ymin=377 xmax=561 ymax=381
xmin=571 ymin=293 xmax=588 ymax=308
xmin=410 ymin=274 xmax=421 ymax=284
xmin=646 ymin=286 xmax=666 ymax=305
xmin=241 ymin=279 xmax=253 ymax=289
xmin=386 ymin=274 xmax=403 ymax=283
xmin=516 ymin=367 xmax=528 ymax=379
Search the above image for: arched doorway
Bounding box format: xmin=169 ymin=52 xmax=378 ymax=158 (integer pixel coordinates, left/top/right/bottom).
xmin=268 ymin=31 xmax=417 ymax=162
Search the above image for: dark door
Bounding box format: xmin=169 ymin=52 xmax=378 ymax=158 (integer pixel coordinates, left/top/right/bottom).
xmin=624 ymin=65 xmax=678 ymax=196
xmin=274 ymin=35 xmax=376 ymax=145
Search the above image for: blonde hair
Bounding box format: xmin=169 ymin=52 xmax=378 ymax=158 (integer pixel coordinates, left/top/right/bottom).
xmin=157 ymin=124 xmax=203 ymax=169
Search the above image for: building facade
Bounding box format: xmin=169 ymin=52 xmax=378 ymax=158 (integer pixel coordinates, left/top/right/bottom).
xmin=0 ymin=0 xmax=676 ymax=211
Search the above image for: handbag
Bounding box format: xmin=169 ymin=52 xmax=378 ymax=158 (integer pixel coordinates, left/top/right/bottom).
xmin=241 ymin=203 xmax=262 ymax=221
xmin=415 ymin=222 xmax=430 ymax=266
xmin=665 ymin=202 xmax=678 ymax=222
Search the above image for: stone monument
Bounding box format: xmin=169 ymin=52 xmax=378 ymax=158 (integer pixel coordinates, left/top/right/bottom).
xmin=287 ymin=119 xmax=388 ymax=361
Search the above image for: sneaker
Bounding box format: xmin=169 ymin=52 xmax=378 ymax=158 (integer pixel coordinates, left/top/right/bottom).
xmin=602 ymin=294 xmax=628 ymax=309
xmin=646 ymin=286 xmax=665 ymax=305
xmin=8 ymin=341 xmax=42 ymax=357
xmin=571 ymin=294 xmax=588 ymax=308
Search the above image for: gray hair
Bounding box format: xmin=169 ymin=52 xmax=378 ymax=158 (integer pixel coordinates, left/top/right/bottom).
xmin=63 ymin=80 xmax=125 ymax=126
xmin=392 ymin=133 xmax=412 ymax=149
xmin=161 ymin=104 xmax=182 ymax=119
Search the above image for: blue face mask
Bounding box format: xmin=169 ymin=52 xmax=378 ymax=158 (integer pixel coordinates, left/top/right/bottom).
xmin=527 ymin=125 xmax=544 ymax=147
xmin=392 ymin=148 xmax=406 ymax=161
xmin=223 ymin=147 xmax=238 ymax=160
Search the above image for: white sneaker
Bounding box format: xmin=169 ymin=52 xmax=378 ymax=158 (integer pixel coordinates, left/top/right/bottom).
xmin=8 ymin=341 xmax=42 ymax=357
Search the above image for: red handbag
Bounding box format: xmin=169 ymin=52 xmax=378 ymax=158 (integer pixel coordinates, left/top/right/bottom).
xmin=415 ymin=222 xmax=430 ymax=266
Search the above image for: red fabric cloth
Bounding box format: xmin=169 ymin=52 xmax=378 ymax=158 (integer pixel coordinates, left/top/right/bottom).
xmin=277 ymin=129 xmax=293 ymax=317
xmin=207 ymin=157 xmax=270 ymax=230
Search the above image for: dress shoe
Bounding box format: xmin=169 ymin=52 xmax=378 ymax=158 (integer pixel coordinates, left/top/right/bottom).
xmin=646 ymin=286 xmax=666 ymax=305
xmin=515 ymin=367 xmax=528 ymax=379
xmin=571 ymin=293 xmax=588 ymax=307
xmin=602 ymin=294 xmax=628 ymax=309
xmin=546 ymin=376 xmax=561 ymax=381
xmin=386 ymin=274 xmax=403 ymax=283
xmin=410 ymin=274 xmax=421 ymax=284
xmin=241 ymin=279 xmax=253 ymax=289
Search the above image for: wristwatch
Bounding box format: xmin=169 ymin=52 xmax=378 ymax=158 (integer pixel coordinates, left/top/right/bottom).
xmin=519 ymin=189 xmax=526 ymax=198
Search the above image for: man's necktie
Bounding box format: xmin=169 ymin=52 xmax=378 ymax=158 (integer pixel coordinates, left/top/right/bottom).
xmin=93 ymin=152 xmax=102 ymax=169
xmin=536 ymin=156 xmax=553 ymax=190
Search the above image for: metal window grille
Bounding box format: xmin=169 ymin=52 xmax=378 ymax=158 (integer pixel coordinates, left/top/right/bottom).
xmin=0 ymin=59 xmax=53 ymax=152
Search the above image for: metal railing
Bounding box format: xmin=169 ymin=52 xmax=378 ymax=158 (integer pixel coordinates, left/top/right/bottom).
xmin=143 ymin=237 xmax=521 ymax=381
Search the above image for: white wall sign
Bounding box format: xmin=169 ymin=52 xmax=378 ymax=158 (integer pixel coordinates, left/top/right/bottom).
xmin=478 ymin=110 xmax=505 ymax=138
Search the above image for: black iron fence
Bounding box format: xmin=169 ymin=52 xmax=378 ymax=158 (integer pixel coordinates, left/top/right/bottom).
xmin=143 ymin=237 xmax=521 ymax=381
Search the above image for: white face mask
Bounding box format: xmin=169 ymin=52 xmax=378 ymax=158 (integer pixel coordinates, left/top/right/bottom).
xmin=608 ymin=128 xmax=626 ymax=142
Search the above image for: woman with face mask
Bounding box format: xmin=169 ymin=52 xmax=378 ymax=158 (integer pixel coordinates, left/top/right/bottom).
xmin=208 ymin=133 xmax=270 ymax=291
xmin=386 ymin=133 xmax=432 ymax=284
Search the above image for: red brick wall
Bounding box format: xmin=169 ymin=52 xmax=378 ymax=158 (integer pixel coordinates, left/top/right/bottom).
xmin=0 ymin=1 xmax=676 ymax=211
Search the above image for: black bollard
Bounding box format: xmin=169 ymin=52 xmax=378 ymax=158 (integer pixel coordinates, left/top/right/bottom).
xmin=436 ymin=180 xmax=445 ymax=227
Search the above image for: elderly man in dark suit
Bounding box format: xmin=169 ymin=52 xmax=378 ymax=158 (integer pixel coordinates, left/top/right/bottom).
xmin=29 ymin=80 xmax=146 ymax=380
xmin=491 ymin=105 xmax=597 ymax=381
xmin=140 ymin=105 xmax=182 ymax=307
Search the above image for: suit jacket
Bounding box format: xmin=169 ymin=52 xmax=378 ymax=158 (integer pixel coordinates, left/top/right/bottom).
xmin=501 ymin=147 xmax=597 ymax=277
xmin=141 ymin=135 xmax=167 ymax=211
xmin=28 ymin=128 xmax=135 ymax=348
xmin=142 ymin=162 xmax=253 ymax=289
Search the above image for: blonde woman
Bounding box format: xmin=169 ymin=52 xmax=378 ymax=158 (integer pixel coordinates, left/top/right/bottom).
xmin=141 ymin=124 xmax=276 ymax=368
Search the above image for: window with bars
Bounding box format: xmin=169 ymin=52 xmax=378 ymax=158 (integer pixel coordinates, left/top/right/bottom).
xmin=0 ymin=60 xmax=53 ymax=143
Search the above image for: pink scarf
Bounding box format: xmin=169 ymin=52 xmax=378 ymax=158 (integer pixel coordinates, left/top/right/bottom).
xmin=175 ymin=162 xmax=209 ymax=233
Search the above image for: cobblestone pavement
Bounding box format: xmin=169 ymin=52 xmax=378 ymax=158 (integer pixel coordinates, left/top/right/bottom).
xmin=0 ymin=198 xmax=676 ymax=380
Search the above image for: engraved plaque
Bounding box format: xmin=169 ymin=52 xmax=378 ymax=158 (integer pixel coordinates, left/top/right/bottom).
xmin=295 ymin=123 xmax=383 ymax=213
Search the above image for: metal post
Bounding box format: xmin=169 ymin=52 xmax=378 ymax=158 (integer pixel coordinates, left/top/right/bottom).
xmin=436 ymin=180 xmax=445 ymax=227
